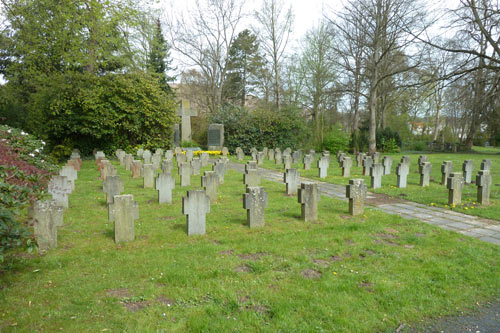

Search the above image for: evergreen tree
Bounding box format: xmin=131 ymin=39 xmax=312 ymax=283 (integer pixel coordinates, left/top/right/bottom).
xmin=148 ymin=18 xmax=175 ymax=94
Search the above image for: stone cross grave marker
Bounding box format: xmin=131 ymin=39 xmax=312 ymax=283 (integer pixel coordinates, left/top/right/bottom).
xmin=268 ymin=149 xmax=275 ymax=161
xmin=263 ymin=147 xmax=269 ymax=156
xmin=200 ymin=152 xmax=210 ymax=167
xmin=396 ymin=162 xmax=409 ymax=188
xmin=275 ymin=149 xmax=283 ymax=165
xmin=419 ymin=162 xmax=432 ymax=187
xmin=124 ymin=154 xmax=133 ymax=171
xmin=370 ymin=163 xmax=384 ymax=189
xmin=95 ymin=151 xmax=105 ymax=160
xmin=137 ymin=148 xmax=144 ymax=158
xmin=185 ymin=150 xmax=194 ymax=162
xmin=243 ymin=186 xmax=268 ymax=228
xmin=178 ymin=100 xmax=197 ymax=142
xmin=244 ymin=169 xmax=260 ymax=187
xmin=31 ymin=200 xmax=63 ymax=251
xmin=462 ymin=160 xmax=474 ymax=184
xmin=152 ymin=153 xmax=162 ymax=170
xmin=476 ymin=170 xmax=492 ymax=205
xmin=371 ymin=152 xmax=381 ymax=164
xmin=176 ymin=152 xmax=186 ymax=167
xmin=251 ymin=150 xmax=258 ymax=161
xmin=183 ymin=190 xmax=210 ymax=235
xmin=382 ymin=156 xmax=392 ymax=175
xmin=191 ymin=158 xmax=201 ymax=175
xmin=337 ymin=152 xmax=347 ymax=166
xmin=298 ymin=183 xmax=320 ymax=222
xmin=284 ymin=148 xmax=292 ymax=155
xmin=60 ymin=165 xmax=77 ymax=191
xmin=257 ymin=152 xmax=265 ymax=165
xmin=109 ymin=195 xmax=139 ymax=243
xmin=346 ymin=179 xmax=367 ymax=216
xmin=103 ymin=175 xmax=124 ymax=204
xmin=132 ymin=160 xmax=142 ymax=178
xmin=283 ymin=154 xmax=292 ymax=170
xmin=322 ymin=151 xmax=331 ymax=164
xmin=440 ymin=161 xmax=453 ymax=185
xmin=161 ymin=159 xmax=173 ymax=174
xmin=284 ymin=168 xmax=299 ymax=196
xmin=401 ymin=155 xmax=411 ymax=167
xmin=356 ymin=153 xmax=365 ymax=167
xmin=174 ymin=147 xmax=182 ymax=155
xmin=180 ymin=162 xmax=192 ymax=186
xmin=103 ymin=162 xmax=117 ymax=181
xmin=165 ymin=150 xmax=174 ymax=160
xmin=362 ymin=156 xmax=373 ymax=176
xmin=48 ymin=175 xmax=72 ymax=208
xmin=143 ymin=164 xmax=155 ymax=188
xmin=480 ymin=159 xmax=491 ymax=171
xmin=341 ymin=157 xmax=353 ymax=177
xmin=245 ymin=161 xmax=257 ymax=172
xmin=155 ymin=148 xmax=164 ymax=156
xmin=143 ymin=150 xmax=152 ymax=164
xmin=318 ymin=156 xmax=329 ymax=178
xmin=67 ymin=159 xmax=80 ymax=172
xmin=418 ymin=155 xmax=428 ymax=166
xmin=222 ymin=147 xmax=229 ymax=156
xmin=156 ymin=172 xmax=175 ymax=204
xmin=303 ymin=154 xmax=313 ymax=170
xmin=213 ymin=161 xmax=226 ymax=184
xmin=309 ymin=150 xmax=316 ymax=159
xmin=116 ymin=150 xmax=126 ymax=165
xmin=292 ymin=151 xmax=302 ymax=164
xmin=447 ymin=172 xmax=464 ymax=205
xmin=202 ymin=171 xmax=218 ymax=202
xmin=236 ymin=147 xmax=244 ymax=160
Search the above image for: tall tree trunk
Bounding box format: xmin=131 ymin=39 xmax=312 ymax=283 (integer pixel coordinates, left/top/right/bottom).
xmin=369 ymin=85 xmax=377 ymax=154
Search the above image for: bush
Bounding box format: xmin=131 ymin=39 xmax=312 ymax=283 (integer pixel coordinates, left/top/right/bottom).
xmin=181 ymin=140 xmax=200 ymax=148
xmin=380 ymin=137 xmax=400 ymax=153
xmin=322 ymin=127 xmax=350 ymax=153
xmin=209 ymin=105 xmax=310 ymax=153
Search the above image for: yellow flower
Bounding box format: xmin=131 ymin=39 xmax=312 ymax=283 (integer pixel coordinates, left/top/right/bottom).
xmin=431 ymin=203 xmax=435 ymax=206
xmin=333 ymin=272 xmax=337 ymax=275
xmin=464 ymin=207 xmax=468 ymax=210
xmin=452 ymin=204 xmax=456 ymax=208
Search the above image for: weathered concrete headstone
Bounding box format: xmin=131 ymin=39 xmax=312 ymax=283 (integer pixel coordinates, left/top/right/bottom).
xmin=143 ymin=150 xmax=152 ymax=164
xmin=401 ymin=155 xmax=411 ymax=166
xmin=161 ymin=159 xmax=173 ymax=174
xmin=396 ymin=162 xmax=409 ymax=188
xmin=418 ymin=155 xmax=428 ymax=166
xmin=48 ymin=176 xmax=72 ymax=208
xmin=284 ymin=168 xmax=299 ymax=196
xmin=298 ymin=183 xmax=320 ymax=222
xmin=137 ymin=148 xmax=144 ymax=158
xmin=251 ymin=150 xmax=257 ymax=161
xmin=213 ymin=161 xmax=226 ymax=184
xmin=202 ymin=171 xmax=218 ymax=202
xmin=318 ymin=156 xmax=329 ymax=178
xmin=476 ymin=170 xmax=492 ymax=205
xmin=244 ymin=169 xmax=260 ymax=187
xmin=370 ymin=163 xmax=384 ymax=189
xmin=183 ymin=190 xmax=210 ymax=235
xmin=337 ymin=152 xmax=347 ymax=166
xmin=207 ymin=123 xmax=224 ymax=151
xmin=184 ymin=150 xmax=193 ymax=163
xmin=124 ymin=154 xmax=134 ymax=171
xmin=419 ymin=162 xmax=432 ymax=187
xmin=155 ymin=148 xmax=164 ymax=156
xmin=132 ymin=160 xmax=142 ymax=179
xmin=95 ymin=151 xmax=105 ymax=160
xmin=341 ymin=157 xmax=353 ymax=177
xmin=283 ymin=154 xmax=292 ymax=170
xmin=371 ymin=152 xmax=381 ymax=164
xmin=257 ymin=152 xmax=265 ymax=166
xmin=174 ymin=146 xmax=183 ymax=155
xmin=243 ymin=186 xmax=268 ymax=228
xmin=103 ymin=175 xmax=124 ymax=204
xmin=303 ymin=154 xmax=313 ymax=170
xmin=322 ymin=151 xmax=331 ymax=164
xmin=152 ymin=153 xmax=162 ymax=171
xmin=275 ymin=150 xmax=283 ymax=165
xmin=462 ymin=160 xmax=474 ymax=184
xmin=178 ymin=100 xmax=198 ymax=142
xmin=263 ymin=147 xmax=268 ymax=156
xmin=356 ymin=153 xmax=366 ymax=167
xmin=235 ymin=147 xmax=244 ymax=161
xmin=292 ymin=151 xmax=301 ymax=164
xmin=200 ymin=152 xmax=210 ymax=167
xmin=245 ymin=161 xmax=257 ymax=172
xmin=447 ymin=172 xmax=464 ymax=205
xmin=346 ymin=179 xmax=367 ymax=216
xmin=176 ymin=152 xmax=186 ymax=166
xmin=190 ymin=157 xmax=201 ymax=176
xmin=30 ymin=200 xmax=63 ymax=251
xmin=309 ymin=150 xmax=316 ymax=160
xmin=116 ymin=150 xmax=126 ymax=165
xmin=67 ymin=159 xmax=80 ymax=172
xmin=268 ymin=149 xmax=275 ymax=161
xmin=180 ymin=162 xmax=192 ymax=186
xmin=143 ymin=164 xmax=155 ymax=188
xmin=165 ymin=150 xmax=174 ymax=160
xmin=60 ymin=165 xmax=77 ymax=191
xmin=109 ymin=195 xmax=139 ymax=243
xmin=222 ymin=147 xmax=229 ymax=156
xmin=441 ymin=161 xmax=453 ymax=185
xmin=379 ymin=157 xmax=391 ymax=176
xmin=283 ymin=148 xmax=292 ymax=155
xmin=362 ymin=156 xmax=373 ymax=176
xmin=480 ymin=159 xmax=491 ymax=171
xmin=156 ymin=172 xmax=175 ymax=204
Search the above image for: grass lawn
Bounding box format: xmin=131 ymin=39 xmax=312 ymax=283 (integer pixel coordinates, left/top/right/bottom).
xmin=0 ymin=159 xmax=499 ymax=331
xmin=232 ymin=149 xmax=500 ymax=220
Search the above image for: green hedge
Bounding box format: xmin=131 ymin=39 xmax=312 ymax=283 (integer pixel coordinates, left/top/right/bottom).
xmin=209 ymin=105 xmax=310 ymax=153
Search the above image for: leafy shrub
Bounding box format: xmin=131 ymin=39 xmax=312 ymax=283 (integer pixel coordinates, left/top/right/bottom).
xmin=181 ymin=140 xmax=200 ymax=148
xmin=0 ymin=209 xmax=35 ymax=262
xmin=322 ymin=127 xmax=350 ymax=153
xmin=26 ymin=71 xmax=178 ymax=156
xmin=376 ymin=127 xmax=402 ymax=150
xmin=209 ymin=105 xmax=310 ymax=153
xmin=380 ymin=138 xmax=400 ymax=153
xmin=50 ymin=145 xmax=72 ymax=163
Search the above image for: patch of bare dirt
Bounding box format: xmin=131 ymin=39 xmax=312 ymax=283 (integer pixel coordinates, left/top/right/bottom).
xmin=340 ymin=215 xmax=353 ymax=219
xmin=404 ymin=244 xmax=415 ymax=249
xmin=234 ymin=265 xmax=253 ymax=273
xmin=218 ymin=249 xmax=234 ymax=256
xmin=238 ymin=252 xmax=268 ymax=261
xmin=147 ymin=199 xmax=156 ymax=204
xmin=375 ymin=232 xmax=399 ymax=240
xmin=106 ymin=288 xmax=131 ymax=298
xmin=329 ymin=255 xmax=342 ymax=262
xmin=313 ymin=259 xmax=330 ymax=267
xmin=359 ymin=250 xmax=376 ymax=259
xmin=156 ymin=295 xmax=175 ymax=306
xmin=301 ymin=269 xmax=322 ymax=279
xmin=123 ymin=300 xmax=150 ymax=312
xmin=345 ymin=239 xmax=355 ymax=246
xmin=374 ymin=239 xmax=399 ymax=246
xmin=366 ymin=193 xmax=405 ymax=206
xmin=160 ymin=216 xmax=176 ymax=221
xmin=358 ymin=281 xmax=374 ymax=292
